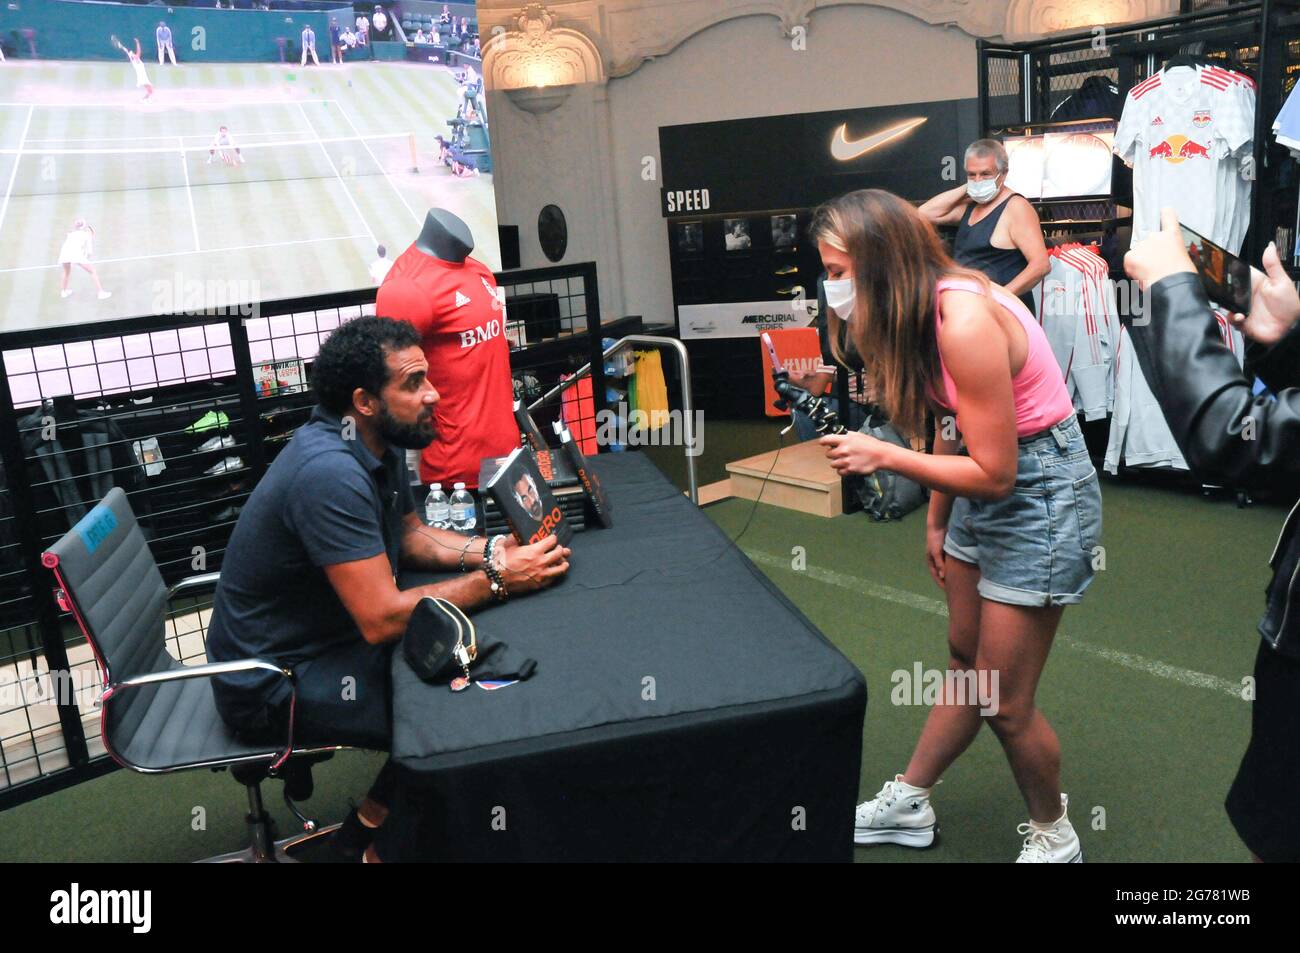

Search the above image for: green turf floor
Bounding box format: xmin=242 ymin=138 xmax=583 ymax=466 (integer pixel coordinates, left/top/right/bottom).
xmin=0 ymin=422 xmax=1287 ymax=861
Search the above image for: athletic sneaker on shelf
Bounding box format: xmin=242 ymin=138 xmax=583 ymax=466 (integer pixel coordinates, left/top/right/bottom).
xmin=773 ymin=265 xmax=799 ymax=276
xmin=853 ymin=775 xmax=938 ymax=848
xmin=203 ymin=456 xmax=245 ymax=477
xmin=186 ymin=411 xmax=230 ymax=434
xmin=1015 ymin=794 xmax=1082 ymax=863
xmin=209 ymin=504 xmax=243 ymax=523
xmin=196 ymin=433 xmax=236 ymax=454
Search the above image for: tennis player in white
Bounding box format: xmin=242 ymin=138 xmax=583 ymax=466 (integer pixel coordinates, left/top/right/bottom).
xmin=207 ymin=126 xmax=244 ymax=166
xmin=58 ymin=219 xmax=111 ymax=300
xmin=117 ymin=37 xmax=153 ymax=100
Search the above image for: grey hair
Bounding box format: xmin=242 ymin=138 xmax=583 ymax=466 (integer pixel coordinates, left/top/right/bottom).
xmin=964 ymin=138 xmax=1008 ymax=174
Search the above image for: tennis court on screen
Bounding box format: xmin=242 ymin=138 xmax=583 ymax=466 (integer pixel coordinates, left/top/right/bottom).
xmin=0 ymin=60 xmax=498 ymax=333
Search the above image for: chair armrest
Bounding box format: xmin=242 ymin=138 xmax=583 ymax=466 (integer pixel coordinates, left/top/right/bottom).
xmin=115 ymin=658 xmax=290 ymax=690
xmin=167 ymin=572 xmax=221 ymax=599
xmin=108 ymin=659 xmax=298 ymax=772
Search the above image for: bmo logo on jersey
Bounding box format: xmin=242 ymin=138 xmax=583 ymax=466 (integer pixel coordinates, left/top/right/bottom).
xmin=458 ymin=319 xmax=503 ymax=349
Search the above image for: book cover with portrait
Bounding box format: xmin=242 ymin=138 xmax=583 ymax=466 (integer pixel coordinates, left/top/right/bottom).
xmin=483 ymin=446 xmax=575 ymax=546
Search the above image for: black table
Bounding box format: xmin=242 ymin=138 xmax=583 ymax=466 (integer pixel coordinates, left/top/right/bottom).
xmin=387 ymin=452 xmax=866 ymax=861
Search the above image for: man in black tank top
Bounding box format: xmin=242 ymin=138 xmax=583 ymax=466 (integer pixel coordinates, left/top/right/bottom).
xmin=919 ymin=138 xmax=1049 ymax=318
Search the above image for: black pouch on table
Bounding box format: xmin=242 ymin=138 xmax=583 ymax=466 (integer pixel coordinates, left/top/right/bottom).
xmin=403 ymin=596 xmax=538 ymax=685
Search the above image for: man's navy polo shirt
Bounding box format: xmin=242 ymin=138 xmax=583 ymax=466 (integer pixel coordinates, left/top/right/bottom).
xmin=208 ymin=406 xmax=415 ymax=720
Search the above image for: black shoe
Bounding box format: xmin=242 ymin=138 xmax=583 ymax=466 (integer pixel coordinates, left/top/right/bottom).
xmin=331 ymin=804 xmax=376 ymax=863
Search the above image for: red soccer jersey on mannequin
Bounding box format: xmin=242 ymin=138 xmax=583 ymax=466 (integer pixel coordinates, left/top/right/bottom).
xmin=376 ymin=245 xmax=517 ymax=488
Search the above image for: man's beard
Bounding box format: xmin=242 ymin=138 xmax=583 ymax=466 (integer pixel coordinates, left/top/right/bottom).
xmin=378 ymin=403 xmax=437 ymax=450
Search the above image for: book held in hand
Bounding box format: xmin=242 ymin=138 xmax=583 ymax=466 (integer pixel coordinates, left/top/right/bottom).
xmin=483 ymin=446 xmax=575 ymax=546
xmin=553 ymin=420 xmax=611 ymax=528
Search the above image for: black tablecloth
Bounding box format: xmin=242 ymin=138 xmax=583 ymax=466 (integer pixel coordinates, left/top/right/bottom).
xmin=387 ymin=451 xmax=866 ymax=861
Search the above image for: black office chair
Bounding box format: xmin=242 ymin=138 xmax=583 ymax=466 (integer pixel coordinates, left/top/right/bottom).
xmin=43 ymin=486 xmax=342 ymax=862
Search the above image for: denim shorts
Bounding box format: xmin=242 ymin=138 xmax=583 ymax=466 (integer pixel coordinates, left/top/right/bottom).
xmin=943 ymin=415 xmax=1102 ymax=607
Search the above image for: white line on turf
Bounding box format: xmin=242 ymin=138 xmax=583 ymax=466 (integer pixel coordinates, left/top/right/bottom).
xmin=0 ymin=105 xmax=34 ymax=241
xmin=0 ymin=234 xmax=371 ymax=274
xmin=295 ymin=101 xmax=377 ymax=246
xmin=329 ymin=97 xmax=421 ymax=226
xmin=179 ymin=136 xmax=200 ymax=252
xmin=741 ymin=549 xmax=1243 ymax=698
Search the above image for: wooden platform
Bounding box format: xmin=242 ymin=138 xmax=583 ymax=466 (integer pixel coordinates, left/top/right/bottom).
xmin=724 ymin=440 xmax=843 ymax=518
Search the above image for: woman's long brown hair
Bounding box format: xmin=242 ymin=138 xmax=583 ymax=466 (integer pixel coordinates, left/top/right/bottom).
xmin=808 ymin=189 xmax=995 ymax=438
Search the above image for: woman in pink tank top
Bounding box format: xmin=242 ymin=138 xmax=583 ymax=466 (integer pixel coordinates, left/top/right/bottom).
xmin=809 ymin=189 xmax=1102 ymax=863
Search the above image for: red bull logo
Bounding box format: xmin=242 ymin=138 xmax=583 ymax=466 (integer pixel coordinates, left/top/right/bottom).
xmin=1193 ymin=110 xmax=1212 ymax=127
xmin=1149 ymin=134 xmax=1209 ymax=163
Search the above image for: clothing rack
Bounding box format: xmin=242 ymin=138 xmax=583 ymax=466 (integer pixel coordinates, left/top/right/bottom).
xmin=978 ymin=5 xmax=1300 ymax=500
xmin=978 ymin=0 xmax=1300 ymax=266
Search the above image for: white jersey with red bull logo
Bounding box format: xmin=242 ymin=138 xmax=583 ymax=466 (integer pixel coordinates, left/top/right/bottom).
xmin=1108 ymin=64 xmax=1254 ymax=475
xmin=1114 ymin=64 xmax=1254 ymax=249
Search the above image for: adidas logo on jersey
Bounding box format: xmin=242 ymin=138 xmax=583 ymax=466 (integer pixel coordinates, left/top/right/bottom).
xmin=1150 ymin=115 xmax=1164 ymax=126
xmin=454 ymin=291 xmax=472 ymax=308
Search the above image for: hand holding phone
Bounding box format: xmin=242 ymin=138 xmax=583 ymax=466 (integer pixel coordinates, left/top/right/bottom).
xmin=1179 ymin=224 xmax=1252 ymax=314
xmin=761 ymin=332 xmax=784 ymax=377
xmin=1225 ymin=240 xmax=1300 ymax=346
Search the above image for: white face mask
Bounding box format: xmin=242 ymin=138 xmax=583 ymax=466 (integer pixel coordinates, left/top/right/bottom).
xmin=823 ymin=277 xmax=855 ymax=321
xmin=966 ymin=177 xmax=1001 ymax=204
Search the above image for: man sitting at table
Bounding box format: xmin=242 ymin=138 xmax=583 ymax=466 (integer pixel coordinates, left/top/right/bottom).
xmin=206 ymin=316 xmax=571 ymax=861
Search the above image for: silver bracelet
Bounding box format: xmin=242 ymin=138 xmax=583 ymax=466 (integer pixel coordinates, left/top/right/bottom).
xmin=458 ymin=536 xmax=478 ymax=574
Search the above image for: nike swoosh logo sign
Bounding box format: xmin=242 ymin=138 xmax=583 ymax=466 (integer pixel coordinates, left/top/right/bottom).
xmin=830 ymin=117 xmax=928 ymax=162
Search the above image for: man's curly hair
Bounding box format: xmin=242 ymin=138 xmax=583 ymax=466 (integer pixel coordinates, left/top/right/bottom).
xmin=312 ymin=316 xmax=422 ymax=415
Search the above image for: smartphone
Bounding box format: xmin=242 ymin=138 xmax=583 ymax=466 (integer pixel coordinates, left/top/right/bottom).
xmin=760 ymin=332 xmax=784 ymax=376
xmin=1180 ymin=225 xmax=1252 ymax=314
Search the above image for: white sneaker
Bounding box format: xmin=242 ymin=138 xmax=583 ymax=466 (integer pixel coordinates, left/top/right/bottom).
xmin=1015 ymin=794 xmax=1083 ymax=863
xmin=196 ymin=433 xmax=236 ymax=453
xmin=97 ymin=290 xmax=112 ymax=300
xmin=853 ymin=775 xmax=937 ymax=847
xmin=60 ymin=289 xmax=72 ymax=298
xmin=203 ymin=455 xmax=245 ymax=476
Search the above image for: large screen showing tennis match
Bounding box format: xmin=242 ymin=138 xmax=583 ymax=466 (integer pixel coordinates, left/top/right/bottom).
xmin=0 ymin=1 xmax=497 ymax=334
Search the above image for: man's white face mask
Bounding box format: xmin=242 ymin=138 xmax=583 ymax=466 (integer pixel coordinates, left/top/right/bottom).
xmin=966 ymin=176 xmax=1001 ymax=204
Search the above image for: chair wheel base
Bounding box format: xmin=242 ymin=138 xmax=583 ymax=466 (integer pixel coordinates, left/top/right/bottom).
xmin=197 ymin=822 xmax=341 ymax=863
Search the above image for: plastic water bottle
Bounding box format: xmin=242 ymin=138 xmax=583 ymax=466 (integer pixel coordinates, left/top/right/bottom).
xmin=424 ymin=483 xmax=451 ymax=529
xmin=449 ymin=482 xmax=476 ymax=533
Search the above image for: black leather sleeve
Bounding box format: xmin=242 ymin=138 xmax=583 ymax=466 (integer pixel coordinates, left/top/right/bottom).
xmin=1127 ymin=272 xmax=1300 ymax=490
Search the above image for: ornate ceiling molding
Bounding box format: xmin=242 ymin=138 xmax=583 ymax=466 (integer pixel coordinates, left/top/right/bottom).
xmin=482 ymin=3 xmax=606 ymax=92
xmin=476 ymin=1 xmax=1178 ymax=82
xmin=597 ymin=0 xmax=1010 ymax=77
xmin=1004 ymin=0 xmax=1176 ymax=41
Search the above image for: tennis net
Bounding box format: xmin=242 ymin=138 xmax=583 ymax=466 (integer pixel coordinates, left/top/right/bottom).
xmin=0 ymin=132 xmax=420 ymax=197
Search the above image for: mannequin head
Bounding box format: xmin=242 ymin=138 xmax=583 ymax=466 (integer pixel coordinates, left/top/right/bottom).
xmin=415 ymin=208 xmax=474 ymax=262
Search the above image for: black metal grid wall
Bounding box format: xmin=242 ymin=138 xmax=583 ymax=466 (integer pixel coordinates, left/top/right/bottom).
xmin=500 ymin=265 xmax=607 ymax=445
xmin=0 ymin=262 xmax=605 ymax=810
